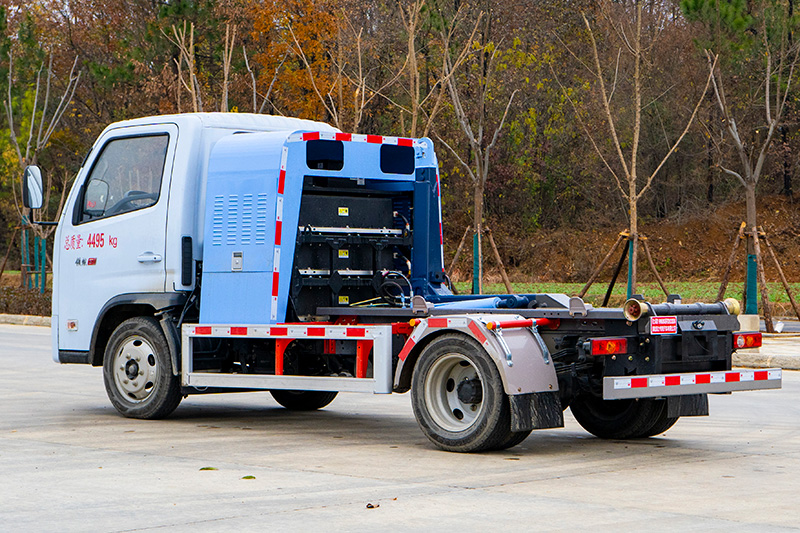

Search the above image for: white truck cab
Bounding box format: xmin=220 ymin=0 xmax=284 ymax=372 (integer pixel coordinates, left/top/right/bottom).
xmin=50 ymin=113 xmax=336 ymax=365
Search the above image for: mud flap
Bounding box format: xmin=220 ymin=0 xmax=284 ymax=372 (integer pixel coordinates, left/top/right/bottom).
xmin=159 ymin=315 xmax=181 ymax=376
xmin=666 ymin=394 xmax=709 ymax=417
xmin=509 ymin=391 xmax=564 ymax=432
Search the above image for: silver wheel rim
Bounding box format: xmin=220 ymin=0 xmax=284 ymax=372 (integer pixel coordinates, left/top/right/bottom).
xmin=112 ymin=335 xmax=159 ymax=403
xmin=424 ymin=353 xmax=484 ymax=432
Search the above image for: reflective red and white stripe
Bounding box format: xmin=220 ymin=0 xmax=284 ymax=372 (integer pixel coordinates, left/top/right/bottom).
xmin=192 ymin=324 xmax=373 ymax=339
xmin=287 ymin=131 xmax=423 ymax=147
xmin=612 ymin=369 xmax=782 ymax=390
xmin=399 ymin=316 xmax=492 ymax=361
xmin=271 ymin=146 xmax=289 ymax=320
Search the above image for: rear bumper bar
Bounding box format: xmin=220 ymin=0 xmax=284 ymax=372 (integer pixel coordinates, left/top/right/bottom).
xmin=603 ymin=368 xmax=782 ymax=400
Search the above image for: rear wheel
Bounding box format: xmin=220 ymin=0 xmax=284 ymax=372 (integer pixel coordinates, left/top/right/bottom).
xmin=270 ymin=390 xmax=338 ymax=410
xmin=103 ymin=317 xmax=181 ymax=419
xmin=570 ymin=395 xmax=676 ymax=439
xmin=411 ymin=333 xmax=513 ymax=452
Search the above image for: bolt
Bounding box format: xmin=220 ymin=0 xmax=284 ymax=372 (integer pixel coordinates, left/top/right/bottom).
xmin=123 ymin=379 xmax=129 ymax=384
xmin=132 ymin=382 xmax=138 ymax=387
xmin=628 ymin=356 xmax=634 ymax=361
xmin=119 ymin=366 xmax=124 ymax=371
xmin=125 ymin=354 xmax=131 ymax=360
xmin=139 ymin=371 xmax=144 ymax=376
xmin=135 ymin=356 xmax=141 ymax=362
xmin=612 ymin=355 xmax=616 ymax=360
xmin=645 ymin=357 xmax=650 ymax=362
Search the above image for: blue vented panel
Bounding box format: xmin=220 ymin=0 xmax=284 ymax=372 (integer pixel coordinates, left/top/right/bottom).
xmin=199 ymin=131 xmax=301 ymax=325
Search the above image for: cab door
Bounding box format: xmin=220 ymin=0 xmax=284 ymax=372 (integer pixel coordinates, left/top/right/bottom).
xmin=56 ymin=124 xmax=178 ymax=352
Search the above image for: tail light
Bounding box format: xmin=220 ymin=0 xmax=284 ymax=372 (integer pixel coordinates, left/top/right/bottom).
xmin=733 ymin=332 xmax=762 ymax=349
xmin=590 ymin=338 xmax=628 ymax=356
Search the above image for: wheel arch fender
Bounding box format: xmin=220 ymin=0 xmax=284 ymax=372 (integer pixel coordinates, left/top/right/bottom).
xmin=89 ymin=293 xmax=187 ymax=366
xmin=393 ymin=314 xmax=558 ymax=396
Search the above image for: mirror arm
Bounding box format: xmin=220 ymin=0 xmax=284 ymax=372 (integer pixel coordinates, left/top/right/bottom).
xmin=28 ymin=207 xmax=58 ymax=227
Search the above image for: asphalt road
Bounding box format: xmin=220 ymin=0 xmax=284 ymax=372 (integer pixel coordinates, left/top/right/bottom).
xmin=2 ymin=324 xmax=799 ymax=532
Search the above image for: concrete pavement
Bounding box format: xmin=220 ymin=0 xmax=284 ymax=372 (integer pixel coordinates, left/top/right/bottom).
xmin=1 ymin=323 xmax=799 ymax=531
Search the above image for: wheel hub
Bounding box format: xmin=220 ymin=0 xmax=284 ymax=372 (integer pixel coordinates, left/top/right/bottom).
xmin=112 ymin=336 xmax=159 ymax=402
xmin=424 ymin=353 xmax=485 ymax=432
xmin=456 ymin=378 xmax=483 ymax=404
xmin=125 ymin=360 xmax=140 ymax=380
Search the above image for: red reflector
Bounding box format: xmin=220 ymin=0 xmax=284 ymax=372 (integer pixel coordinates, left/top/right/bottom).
xmin=755 ymin=370 xmax=768 ymax=380
xmin=307 ymin=327 xmax=326 ymax=336
xmin=733 ymin=333 xmax=762 ymax=349
xmin=428 ymin=318 xmax=448 ymax=328
xmin=270 ymin=327 xmax=287 ymax=336
xmin=631 ymin=377 xmax=648 ymax=388
xmin=725 ymin=372 xmax=740 ymax=382
xmin=194 ymin=326 xmax=212 ymax=335
xmin=302 ymin=132 xmax=320 ymax=141
xmin=346 ymin=328 xmax=365 ymax=337
xmin=230 ymin=327 xmax=248 ymax=336
xmin=665 ymin=375 xmax=681 ymax=386
xmin=696 ymin=374 xmax=711 ymax=384
xmin=591 ymin=338 xmax=628 ymax=356
xmin=366 ymin=134 xmax=383 ymax=144
xmin=335 ymin=132 xmax=352 ymax=142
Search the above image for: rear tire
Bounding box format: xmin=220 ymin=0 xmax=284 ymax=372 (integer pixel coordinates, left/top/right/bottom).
xmin=411 ymin=333 xmax=513 ymax=452
xmin=270 ymin=390 xmax=338 ymax=410
xmin=638 ymin=408 xmax=679 ymax=437
xmin=491 ymin=429 xmax=532 ymax=450
xmin=570 ymin=395 xmax=672 ymax=439
xmin=103 ymin=317 xmax=181 ymax=419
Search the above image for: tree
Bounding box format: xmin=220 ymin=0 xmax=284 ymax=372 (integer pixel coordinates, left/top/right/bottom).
xmin=558 ymin=2 xmax=713 ymax=295
xmin=436 ymin=7 xmax=519 ymax=294
xmin=683 ymin=0 xmax=800 ymax=315
xmin=3 ymin=12 xmax=80 ymax=240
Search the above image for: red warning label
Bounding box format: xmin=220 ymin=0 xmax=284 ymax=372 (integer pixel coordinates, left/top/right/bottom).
xmin=650 ymin=316 xmax=678 ymax=335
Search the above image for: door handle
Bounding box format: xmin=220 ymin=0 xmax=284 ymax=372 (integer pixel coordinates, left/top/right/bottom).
xmin=137 ymin=252 xmax=163 ymax=263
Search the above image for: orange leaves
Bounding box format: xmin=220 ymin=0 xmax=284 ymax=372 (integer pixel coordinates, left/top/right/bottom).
xmin=251 ymin=0 xmax=339 ymax=120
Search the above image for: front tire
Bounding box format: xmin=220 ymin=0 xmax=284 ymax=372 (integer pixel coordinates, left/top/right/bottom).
xmin=103 ymin=317 xmax=181 ymax=419
xmin=270 ymin=390 xmax=338 ymax=410
xmin=411 ymin=333 xmax=513 ymax=452
xmin=570 ymin=395 xmax=676 ymax=439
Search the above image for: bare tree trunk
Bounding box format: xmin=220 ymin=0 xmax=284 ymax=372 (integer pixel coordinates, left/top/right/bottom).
xmin=745 ymin=182 xmax=758 ymax=258
xmin=473 ymin=182 xmax=484 ymax=295
xmin=629 ymin=177 xmax=639 ymax=295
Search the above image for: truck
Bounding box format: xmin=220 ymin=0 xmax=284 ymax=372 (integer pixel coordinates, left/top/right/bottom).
xmin=22 ymin=112 xmax=781 ymax=452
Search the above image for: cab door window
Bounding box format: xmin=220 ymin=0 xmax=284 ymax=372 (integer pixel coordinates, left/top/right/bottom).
xmin=78 ymin=134 xmax=169 ymax=223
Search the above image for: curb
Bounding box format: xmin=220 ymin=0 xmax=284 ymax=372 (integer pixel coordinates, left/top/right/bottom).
xmin=1 ymin=313 xmax=797 ymax=369
xmin=0 ymin=314 xmax=51 ymax=327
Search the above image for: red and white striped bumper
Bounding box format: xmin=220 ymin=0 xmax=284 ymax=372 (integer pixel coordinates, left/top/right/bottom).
xmin=603 ymin=368 xmax=782 ymax=400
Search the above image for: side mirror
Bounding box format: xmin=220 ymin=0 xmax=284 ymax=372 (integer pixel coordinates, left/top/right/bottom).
xmin=22 ymin=166 xmax=43 ymax=210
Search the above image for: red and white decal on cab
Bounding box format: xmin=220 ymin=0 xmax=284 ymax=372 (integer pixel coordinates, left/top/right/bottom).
xmin=650 ymin=316 xmax=678 ymax=335
xmin=64 ymin=233 xmax=119 ymax=251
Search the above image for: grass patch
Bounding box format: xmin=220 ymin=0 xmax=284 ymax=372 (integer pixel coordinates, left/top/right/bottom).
xmin=453 ymin=281 xmax=800 ymax=310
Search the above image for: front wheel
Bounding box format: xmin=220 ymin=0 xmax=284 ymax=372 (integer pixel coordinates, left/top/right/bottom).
xmin=570 ymin=395 xmax=677 ymax=439
xmin=103 ymin=317 xmax=181 ymax=419
xmin=411 ymin=333 xmax=513 ymax=452
xmin=270 ymin=390 xmax=338 ymax=410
